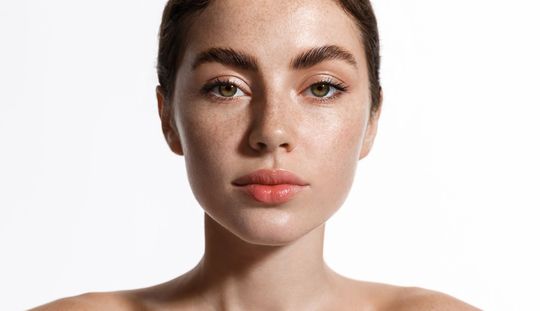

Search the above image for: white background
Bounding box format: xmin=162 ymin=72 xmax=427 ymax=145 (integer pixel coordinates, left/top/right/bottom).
xmin=1 ymin=0 xmax=539 ymax=310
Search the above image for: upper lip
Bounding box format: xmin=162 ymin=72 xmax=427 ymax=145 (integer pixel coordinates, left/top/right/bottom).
xmin=232 ymin=169 xmax=309 ymax=186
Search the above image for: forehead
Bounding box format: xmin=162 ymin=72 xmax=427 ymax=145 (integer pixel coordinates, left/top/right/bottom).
xmin=181 ymin=0 xmax=366 ymax=71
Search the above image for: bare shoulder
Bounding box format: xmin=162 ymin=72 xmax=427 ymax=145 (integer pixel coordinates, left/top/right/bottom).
xmin=336 ymin=277 xmax=478 ymax=310
xmin=29 ymin=292 xmax=143 ymax=311
xmin=30 ymin=270 xmax=204 ymax=311
xmin=386 ymin=286 xmax=481 ymax=311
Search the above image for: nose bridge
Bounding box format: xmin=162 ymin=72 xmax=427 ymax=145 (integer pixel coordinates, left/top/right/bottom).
xmin=248 ymin=84 xmax=296 ymax=153
xmin=258 ymin=91 xmax=283 ymax=125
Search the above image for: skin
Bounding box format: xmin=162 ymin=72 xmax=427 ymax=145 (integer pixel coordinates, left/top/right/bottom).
xmin=32 ymin=0 xmax=479 ymax=310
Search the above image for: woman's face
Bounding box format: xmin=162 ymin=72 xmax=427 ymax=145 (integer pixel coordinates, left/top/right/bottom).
xmin=160 ymin=0 xmax=380 ymax=245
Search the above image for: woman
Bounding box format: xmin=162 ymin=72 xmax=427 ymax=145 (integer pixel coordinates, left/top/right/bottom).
xmin=34 ymin=0 xmax=479 ymax=309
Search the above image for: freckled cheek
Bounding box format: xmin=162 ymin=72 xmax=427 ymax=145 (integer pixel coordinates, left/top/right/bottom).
xmin=334 ymin=122 xmax=364 ymax=160
xmin=312 ymin=115 xmax=365 ymax=187
xmin=179 ymin=109 xmax=243 ymax=182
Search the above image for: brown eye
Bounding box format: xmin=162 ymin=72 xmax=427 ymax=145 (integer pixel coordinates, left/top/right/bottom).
xmin=218 ymin=84 xmax=238 ymax=97
xmin=310 ymin=83 xmax=331 ymax=97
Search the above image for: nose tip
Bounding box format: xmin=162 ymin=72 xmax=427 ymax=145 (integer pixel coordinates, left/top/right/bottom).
xmin=248 ymin=126 xmax=295 ymax=153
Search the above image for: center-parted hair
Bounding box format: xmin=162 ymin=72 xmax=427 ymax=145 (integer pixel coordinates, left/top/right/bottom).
xmin=157 ymin=0 xmax=381 ymax=116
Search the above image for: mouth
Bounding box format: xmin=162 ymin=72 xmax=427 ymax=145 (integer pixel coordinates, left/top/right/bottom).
xmin=232 ymin=168 xmax=309 ymax=205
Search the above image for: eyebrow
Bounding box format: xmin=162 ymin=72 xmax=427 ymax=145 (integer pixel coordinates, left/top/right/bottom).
xmin=191 ymin=45 xmax=358 ymax=71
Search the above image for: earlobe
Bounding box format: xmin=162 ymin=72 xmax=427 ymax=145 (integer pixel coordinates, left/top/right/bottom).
xmin=156 ymin=86 xmax=184 ymax=156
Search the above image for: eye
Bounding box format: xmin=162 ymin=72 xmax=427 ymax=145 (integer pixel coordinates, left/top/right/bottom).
xmin=310 ymin=83 xmax=333 ymax=97
xmin=201 ymin=78 xmax=247 ymax=100
xmin=304 ymin=78 xmax=349 ymax=102
xmin=218 ymin=84 xmax=240 ymax=97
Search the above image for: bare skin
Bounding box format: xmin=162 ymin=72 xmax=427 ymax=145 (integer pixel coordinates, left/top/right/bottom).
xmin=32 ymin=0 xmax=479 ymax=310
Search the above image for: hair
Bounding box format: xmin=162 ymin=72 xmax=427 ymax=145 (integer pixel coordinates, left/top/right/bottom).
xmin=157 ymin=0 xmax=381 ymax=117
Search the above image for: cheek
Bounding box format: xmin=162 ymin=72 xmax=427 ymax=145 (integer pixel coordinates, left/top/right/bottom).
xmin=303 ymin=105 xmax=367 ymax=214
xmin=308 ymin=102 xmax=365 ymax=168
xmin=176 ymin=105 xmax=244 ymax=204
xmin=182 ymin=111 xmax=233 ymax=163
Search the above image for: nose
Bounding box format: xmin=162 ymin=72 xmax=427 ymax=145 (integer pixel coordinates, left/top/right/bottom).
xmin=248 ymin=97 xmax=296 ymax=154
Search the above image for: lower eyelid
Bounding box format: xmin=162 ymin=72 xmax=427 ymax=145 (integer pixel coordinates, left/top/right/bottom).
xmin=310 ymin=91 xmax=343 ymax=103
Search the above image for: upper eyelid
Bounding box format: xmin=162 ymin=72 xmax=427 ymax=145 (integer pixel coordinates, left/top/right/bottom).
xmin=300 ymin=74 xmax=348 ymax=89
xmin=300 ymin=78 xmax=349 ymax=96
xmin=207 ymin=78 xmax=250 ymax=94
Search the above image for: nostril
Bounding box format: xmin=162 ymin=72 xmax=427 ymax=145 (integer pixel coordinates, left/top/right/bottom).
xmin=249 ymin=129 xmax=295 ymax=153
xmin=257 ymin=142 xmax=266 ymax=150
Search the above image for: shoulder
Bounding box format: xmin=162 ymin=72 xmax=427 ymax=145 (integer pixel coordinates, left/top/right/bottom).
xmin=338 ymin=278 xmax=479 ymax=310
xmin=29 ymin=292 xmax=143 ymax=311
xmin=385 ymin=286 xmax=481 ymax=311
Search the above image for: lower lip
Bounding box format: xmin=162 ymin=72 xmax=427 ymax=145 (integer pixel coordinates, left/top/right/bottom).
xmin=236 ymin=184 xmax=307 ymax=205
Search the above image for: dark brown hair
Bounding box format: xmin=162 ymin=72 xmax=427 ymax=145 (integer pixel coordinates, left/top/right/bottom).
xmin=157 ymin=0 xmax=381 ymax=116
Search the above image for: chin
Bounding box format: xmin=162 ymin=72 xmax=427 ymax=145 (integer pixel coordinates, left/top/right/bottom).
xmin=210 ymin=206 xmax=322 ymax=246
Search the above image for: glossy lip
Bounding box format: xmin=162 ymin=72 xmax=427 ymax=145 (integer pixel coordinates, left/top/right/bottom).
xmin=232 ymin=169 xmax=309 ymax=187
xmin=232 ymin=169 xmax=309 ymax=205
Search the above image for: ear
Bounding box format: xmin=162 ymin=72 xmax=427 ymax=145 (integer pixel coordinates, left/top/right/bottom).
xmin=156 ymin=86 xmax=183 ymax=156
xmin=359 ymin=88 xmax=383 ymax=160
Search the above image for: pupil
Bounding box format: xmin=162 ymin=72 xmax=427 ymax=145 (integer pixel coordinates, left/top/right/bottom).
xmin=313 ymin=84 xmax=329 ymax=97
xmin=220 ymin=84 xmax=236 ymax=97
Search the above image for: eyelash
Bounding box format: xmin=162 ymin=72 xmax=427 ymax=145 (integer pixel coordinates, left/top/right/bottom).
xmin=200 ymin=77 xmax=349 ymax=103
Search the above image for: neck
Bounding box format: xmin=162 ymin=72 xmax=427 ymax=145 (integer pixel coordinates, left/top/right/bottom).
xmin=190 ymin=213 xmax=338 ymax=310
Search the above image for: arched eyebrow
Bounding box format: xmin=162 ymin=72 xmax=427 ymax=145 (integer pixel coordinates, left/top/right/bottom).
xmin=291 ymin=45 xmax=357 ymax=70
xmin=191 ymin=45 xmax=358 ymax=71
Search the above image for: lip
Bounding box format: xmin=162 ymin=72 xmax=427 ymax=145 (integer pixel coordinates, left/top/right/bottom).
xmin=232 ymin=169 xmax=309 ymax=186
xmin=232 ymin=169 xmax=309 ymax=205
